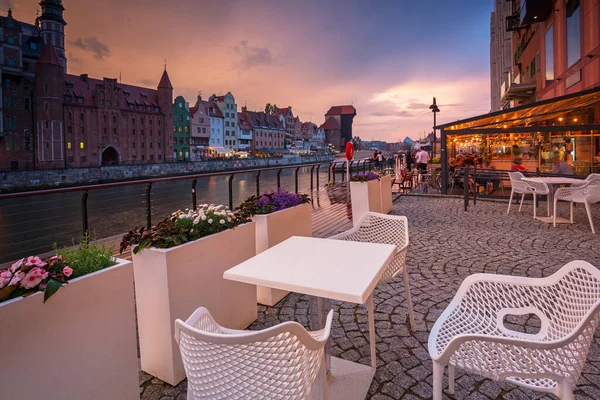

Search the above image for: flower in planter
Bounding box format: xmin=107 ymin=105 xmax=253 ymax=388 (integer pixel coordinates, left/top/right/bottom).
xmin=350 ymin=172 xmax=381 ymax=182
xmin=237 ymin=189 xmax=310 ymax=217
xmin=0 ymin=255 xmax=73 ymax=304
xmin=120 ymin=204 xmax=251 ymax=254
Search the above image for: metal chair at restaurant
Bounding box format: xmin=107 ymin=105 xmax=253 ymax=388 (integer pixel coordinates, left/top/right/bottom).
xmin=507 ymin=172 xmax=533 ymax=215
xmin=554 ymin=179 xmax=600 ymax=233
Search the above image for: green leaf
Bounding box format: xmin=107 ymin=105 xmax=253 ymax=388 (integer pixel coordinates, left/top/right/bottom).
xmin=43 ymin=279 xmax=63 ymax=303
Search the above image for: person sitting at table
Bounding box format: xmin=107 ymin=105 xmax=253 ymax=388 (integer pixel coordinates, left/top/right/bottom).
xmin=511 ymin=157 xmax=527 ymax=172
xmin=552 ymin=156 xmax=574 ymax=175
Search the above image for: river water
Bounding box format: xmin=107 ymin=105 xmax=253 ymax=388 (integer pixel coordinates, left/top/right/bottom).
xmin=0 ymin=164 xmax=337 ymax=264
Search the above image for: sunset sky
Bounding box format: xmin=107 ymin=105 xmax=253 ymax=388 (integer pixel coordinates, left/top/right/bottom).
xmin=6 ymin=0 xmax=493 ymax=142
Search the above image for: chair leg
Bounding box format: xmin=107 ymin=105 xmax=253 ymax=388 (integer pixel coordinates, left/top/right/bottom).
xmin=448 ymin=365 xmax=455 ymax=394
xmin=367 ymin=294 xmax=377 ymax=369
xmin=402 ymin=267 xmax=416 ymax=331
xmin=558 ymin=380 xmax=574 ymax=400
xmin=554 ymin=197 xmax=558 ymax=227
xmin=547 ymin=194 xmax=551 ymax=217
xmin=584 ymin=202 xmax=596 ymax=234
xmin=319 ymin=353 xmax=328 ymax=400
xmin=432 ymin=361 xmax=445 ymax=400
xmin=570 ymin=202 xmax=574 ymax=224
xmin=533 ymin=193 xmax=537 ymax=219
xmin=507 ymin=189 xmax=514 ymax=214
xmin=518 ymin=193 xmax=525 ymax=212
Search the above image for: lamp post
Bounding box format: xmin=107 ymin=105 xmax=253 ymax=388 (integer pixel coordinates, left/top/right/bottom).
xmin=429 ymin=97 xmax=440 ymax=158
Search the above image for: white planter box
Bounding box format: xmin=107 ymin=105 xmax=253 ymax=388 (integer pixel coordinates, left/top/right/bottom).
xmin=380 ymin=175 xmax=393 ymax=213
xmin=133 ymin=222 xmax=258 ymax=386
xmin=253 ymin=203 xmax=312 ymax=306
xmin=0 ymin=259 xmax=138 ymax=400
xmin=350 ymin=180 xmax=382 ymax=225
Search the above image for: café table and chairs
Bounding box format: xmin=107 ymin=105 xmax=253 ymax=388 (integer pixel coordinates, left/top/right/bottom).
xmin=522 ymin=176 xmax=585 ymax=223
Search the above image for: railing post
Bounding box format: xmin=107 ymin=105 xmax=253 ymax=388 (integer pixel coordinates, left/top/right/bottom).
xmin=463 ymin=167 xmax=469 ymax=212
xmin=362 ymin=160 xmax=366 ymax=173
xmin=145 ymin=183 xmax=152 ymax=230
xmin=310 ymin=165 xmax=315 ymax=190
xmin=341 ymin=162 xmax=346 ymax=182
xmin=473 ymin=166 xmax=477 ymax=205
xmin=349 ymin=161 xmax=354 ymax=178
xmin=191 ymin=178 xmax=198 ymax=210
xmin=316 ymin=164 xmax=321 ymax=188
xmin=328 ymin=163 xmax=332 ymax=183
xmin=81 ymin=190 xmax=89 ymax=238
xmin=228 ymin=174 xmax=234 ymax=210
xmin=256 ymin=171 xmax=261 ymax=197
xmin=295 ymin=167 xmax=300 ymax=193
xmin=277 ymin=169 xmax=282 ymax=189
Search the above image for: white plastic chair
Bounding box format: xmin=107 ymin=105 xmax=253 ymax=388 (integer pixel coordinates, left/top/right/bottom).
xmin=554 ymin=180 xmax=600 ymax=233
xmin=572 ymin=173 xmax=600 ymax=187
xmin=329 ymin=212 xmax=416 ymax=331
xmin=428 ymin=260 xmax=600 ymax=400
xmin=507 ymin=172 xmax=532 ymax=214
xmin=175 ymin=307 xmax=333 ymax=400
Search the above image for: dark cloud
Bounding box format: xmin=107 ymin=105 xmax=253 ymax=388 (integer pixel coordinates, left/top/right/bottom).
xmin=67 ymin=52 xmax=82 ymax=65
xmin=137 ymin=79 xmax=155 ymax=86
xmin=232 ymin=40 xmax=273 ymax=69
xmin=70 ymin=37 xmax=111 ymax=60
xmin=0 ymin=0 xmax=13 ymax=10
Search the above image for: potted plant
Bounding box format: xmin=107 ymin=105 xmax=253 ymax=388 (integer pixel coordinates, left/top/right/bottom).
xmin=121 ymin=204 xmax=257 ymax=386
xmin=0 ymin=239 xmax=138 ymax=400
xmin=238 ymin=189 xmax=312 ymax=306
xmin=380 ymin=173 xmax=394 ymax=213
xmin=350 ymin=172 xmax=383 ymax=225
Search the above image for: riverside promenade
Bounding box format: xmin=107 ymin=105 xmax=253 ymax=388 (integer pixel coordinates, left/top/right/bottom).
xmin=140 ymin=194 xmax=600 ymax=400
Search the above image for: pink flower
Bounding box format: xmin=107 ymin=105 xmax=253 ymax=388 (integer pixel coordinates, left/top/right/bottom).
xmin=9 ymin=271 xmax=25 ymax=286
xmin=0 ymin=270 xmax=12 ymax=289
xmin=9 ymin=259 xmax=25 ymax=273
xmin=20 ymin=268 xmax=48 ymax=290
xmin=62 ymin=266 xmax=73 ymax=278
xmin=25 ymin=256 xmax=46 ymax=268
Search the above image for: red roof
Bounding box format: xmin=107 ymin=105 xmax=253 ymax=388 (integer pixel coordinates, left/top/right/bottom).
xmin=63 ymin=73 xmax=161 ymax=110
xmin=325 ymin=105 xmax=356 ymax=116
xmin=158 ymin=70 xmax=173 ymax=89
xmin=203 ymin=101 xmax=223 ymax=118
xmin=244 ymin=110 xmax=284 ymax=130
xmin=321 ymin=117 xmax=340 ymax=130
xmin=238 ymin=113 xmax=252 ymax=130
xmin=37 ymin=43 xmax=61 ymax=66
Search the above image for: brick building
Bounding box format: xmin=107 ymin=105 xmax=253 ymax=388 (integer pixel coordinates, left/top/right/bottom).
xmin=322 ymin=105 xmax=356 ymax=150
xmin=242 ymin=107 xmax=285 ymax=152
xmin=35 ymin=44 xmax=174 ymax=168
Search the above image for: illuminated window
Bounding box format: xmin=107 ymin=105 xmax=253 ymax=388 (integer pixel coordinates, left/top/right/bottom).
xmin=67 ymin=142 xmax=72 ymax=149
xmin=79 ymin=142 xmax=85 ymax=149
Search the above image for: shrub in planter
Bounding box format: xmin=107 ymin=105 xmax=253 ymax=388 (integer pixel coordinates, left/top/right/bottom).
xmin=0 ymin=239 xmax=138 ymax=400
xmin=350 ymin=172 xmax=383 ymax=224
xmin=238 ymin=190 xmax=312 ymax=306
xmin=121 ymin=204 xmax=257 ymax=385
xmin=350 ymin=171 xmax=381 ymax=182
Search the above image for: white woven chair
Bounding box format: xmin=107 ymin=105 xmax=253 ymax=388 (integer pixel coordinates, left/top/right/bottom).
xmin=507 ymin=172 xmax=532 ymax=214
xmin=572 ymin=173 xmax=600 ymax=187
xmin=328 ymin=212 xmax=415 ymax=332
xmin=428 ymin=260 xmax=600 ymax=400
xmin=175 ymin=307 xmax=333 ymax=400
xmin=524 ymin=179 xmax=551 ymax=219
xmin=554 ymin=180 xmax=600 ymax=233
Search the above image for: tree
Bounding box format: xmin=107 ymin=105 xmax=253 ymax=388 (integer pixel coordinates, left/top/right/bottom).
xmin=272 ymin=104 xmax=279 ymax=115
xmin=265 ymin=103 xmax=272 ymax=114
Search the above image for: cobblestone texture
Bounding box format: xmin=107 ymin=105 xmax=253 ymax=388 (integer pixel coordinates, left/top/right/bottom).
xmin=140 ymin=196 xmax=600 ymax=399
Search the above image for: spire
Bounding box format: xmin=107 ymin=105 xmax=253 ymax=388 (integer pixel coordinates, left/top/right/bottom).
xmin=7 ymin=8 xmax=12 ymax=18
xmin=37 ymin=43 xmax=62 ymax=66
xmin=158 ymin=69 xmax=173 ymax=90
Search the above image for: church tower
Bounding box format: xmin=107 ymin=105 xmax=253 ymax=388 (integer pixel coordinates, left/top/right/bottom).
xmin=39 ymin=0 xmax=67 ymax=72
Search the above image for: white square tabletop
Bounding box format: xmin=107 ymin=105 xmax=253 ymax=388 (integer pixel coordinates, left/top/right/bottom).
xmin=522 ymin=177 xmax=584 ymax=185
xmin=223 ymin=236 xmax=396 ymax=304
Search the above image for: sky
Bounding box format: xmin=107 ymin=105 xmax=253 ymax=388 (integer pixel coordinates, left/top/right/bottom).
xmin=5 ymin=0 xmax=493 ymax=142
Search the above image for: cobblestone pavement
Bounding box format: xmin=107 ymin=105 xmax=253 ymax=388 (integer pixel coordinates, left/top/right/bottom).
xmin=140 ymin=195 xmax=600 ymax=399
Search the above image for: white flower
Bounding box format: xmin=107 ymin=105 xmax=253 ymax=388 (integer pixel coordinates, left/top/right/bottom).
xmin=219 ymin=219 xmax=225 ymax=224
xmin=201 ymin=215 xmax=207 ymax=221
xmin=193 ymin=218 xmax=200 ymax=224
xmin=208 ymin=219 xmax=213 ymax=224
xmin=190 ymin=229 xmax=194 ymax=233
xmin=227 ymin=217 xmax=232 ymax=222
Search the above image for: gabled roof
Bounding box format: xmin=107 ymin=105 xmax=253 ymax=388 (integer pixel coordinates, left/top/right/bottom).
xmin=37 ymin=43 xmax=61 ymax=66
xmin=203 ymin=101 xmax=224 ymax=118
xmin=321 ymin=117 xmax=340 ymax=130
xmin=158 ymin=69 xmax=173 ymax=89
xmin=238 ymin=112 xmax=253 ymax=130
xmin=325 ymin=105 xmax=356 ymax=116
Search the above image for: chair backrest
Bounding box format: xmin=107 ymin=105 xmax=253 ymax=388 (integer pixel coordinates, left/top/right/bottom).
xmin=175 ymin=307 xmax=332 ymax=400
xmin=586 ymin=173 xmax=600 ymax=182
xmin=330 ymin=212 xmax=409 ymax=282
xmin=525 ymin=180 xmax=549 ymax=194
xmin=584 ymin=179 xmax=600 ymax=203
xmin=508 ymin=172 xmax=531 ymax=192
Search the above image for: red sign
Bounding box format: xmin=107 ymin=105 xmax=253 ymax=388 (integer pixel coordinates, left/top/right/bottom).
xmin=345 ymin=142 xmax=354 ymax=161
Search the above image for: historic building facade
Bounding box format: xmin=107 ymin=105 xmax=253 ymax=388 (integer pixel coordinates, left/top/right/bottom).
xmin=209 ymin=92 xmax=238 ymax=150
xmin=204 ymin=100 xmax=224 ymax=149
xmin=237 ymin=112 xmax=253 ymax=151
xmin=173 ymin=95 xmax=190 ymax=161
xmin=35 ymin=44 xmax=174 ymax=168
xmin=242 ymin=107 xmax=285 ymax=152
xmin=323 ymin=105 xmax=356 ymax=150
xmin=189 ymin=95 xmax=211 ymax=160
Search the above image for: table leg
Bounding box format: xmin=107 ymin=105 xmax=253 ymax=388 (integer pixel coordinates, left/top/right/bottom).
xmin=310 ymin=296 xmax=331 ymax=374
xmin=367 ymin=294 xmax=377 ymax=369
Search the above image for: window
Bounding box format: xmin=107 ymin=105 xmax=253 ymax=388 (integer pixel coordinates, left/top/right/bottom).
xmin=141 ymin=142 xmax=144 ymax=148
xmin=158 ymin=155 xmax=162 ymax=160
xmin=158 ymin=142 xmax=161 ymax=148
xmin=197 ymin=127 xmax=201 ymax=133
xmin=150 ymin=155 xmax=154 ymax=161
xmin=5 ymin=79 xmax=11 ymax=89
xmin=7 ymin=37 xmax=14 ymax=45
xmin=80 ymin=127 xmax=84 ymax=134
xmin=64 ymin=95 xmax=72 ymax=104
xmin=80 ymin=113 xmax=84 ymax=121
xmin=113 ymin=128 xmax=117 ymax=135
xmin=173 ymin=125 xmax=177 ymax=132
xmin=80 ymin=156 xmax=86 ymax=163
xmin=67 ymin=156 xmax=73 ymax=163
xmin=133 ymin=142 xmax=136 ymax=147
xmin=178 ymin=115 xmax=183 ymax=122
xmin=24 ymin=81 xmax=31 ymax=91
xmin=142 ymin=155 xmax=145 ymax=161
xmin=79 ymin=142 xmax=85 ymax=149
xmin=202 ymin=127 xmax=206 ymax=133
xmin=67 ymin=142 xmax=72 ymax=149
xmin=566 ymin=0 xmax=581 ymax=68
xmin=29 ymin=41 xmax=37 ymax=50
xmin=179 ymin=138 xmax=183 ymax=144
xmin=184 ymin=126 xmax=188 ymax=132
xmin=6 ymin=97 xmax=16 ymax=109
xmin=545 ymin=25 xmax=554 ymax=83
xmin=178 ymin=127 xmax=182 ymax=133
xmin=199 ymin=117 xmax=204 ymax=123
xmin=77 ymin=97 xmax=84 ymax=104
xmin=67 ymin=126 xmax=72 ymax=134
xmin=150 ymin=142 xmax=153 ymax=149
xmin=5 ymin=115 xmax=16 ymax=129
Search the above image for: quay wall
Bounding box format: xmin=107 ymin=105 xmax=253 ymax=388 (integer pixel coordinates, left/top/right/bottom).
xmin=0 ymin=155 xmax=334 ymax=193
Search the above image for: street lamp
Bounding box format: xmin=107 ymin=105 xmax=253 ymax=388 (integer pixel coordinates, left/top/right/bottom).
xmin=429 ymin=97 xmax=440 ymax=158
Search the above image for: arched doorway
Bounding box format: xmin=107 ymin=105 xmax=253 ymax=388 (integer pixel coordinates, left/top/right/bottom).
xmin=101 ymin=146 xmax=120 ymax=166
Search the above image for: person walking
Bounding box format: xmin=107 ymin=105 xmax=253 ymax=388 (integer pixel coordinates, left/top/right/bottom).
xmin=377 ymin=151 xmax=384 ymax=170
xmin=415 ymin=148 xmax=429 ymax=175
xmin=405 ymin=151 xmax=413 ymax=172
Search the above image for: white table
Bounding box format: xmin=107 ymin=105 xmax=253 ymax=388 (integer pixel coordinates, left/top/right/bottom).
xmin=522 ymin=177 xmax=585 ymax=223
xmin=224 ymin=236 xmax=396 ymax=400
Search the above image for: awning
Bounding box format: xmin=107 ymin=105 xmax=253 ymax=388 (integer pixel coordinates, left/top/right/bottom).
xmin=437 ymin=85 xmax=600 ymax=133
xmin=501 ymin=82 xmax=536 ymax=102
xmin=210 ymin=146 xmax=233 ymax=153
